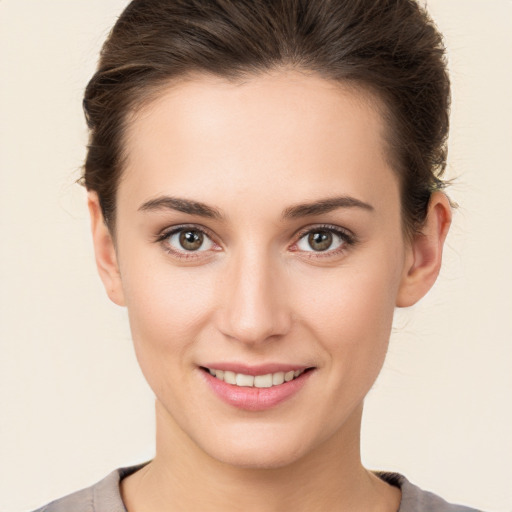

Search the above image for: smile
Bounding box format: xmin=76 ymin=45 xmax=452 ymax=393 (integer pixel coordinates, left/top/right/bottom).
xmin=205 ymin=367 xmax=307 ymax=388
xmin=200 ymin=365 xmax=316 ymax=411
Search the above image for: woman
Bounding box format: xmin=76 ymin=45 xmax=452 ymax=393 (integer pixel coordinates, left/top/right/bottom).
xmin=33 ymin=0 xmax=480 ymax=511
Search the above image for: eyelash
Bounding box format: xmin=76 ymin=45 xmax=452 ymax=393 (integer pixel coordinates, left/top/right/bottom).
xmin=154 ymin=223 xmax=357 ymax=260
xmin=291 ymin=224 xmax=356 ymax=258
xmin=155 ymin=224 xmax=220 ymax=260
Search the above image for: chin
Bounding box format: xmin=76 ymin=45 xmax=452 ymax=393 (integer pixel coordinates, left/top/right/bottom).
xmin=210 ymin=443 xmax=306 ymax=470
xmin=194 ymin=423 xmax=319 ymax=470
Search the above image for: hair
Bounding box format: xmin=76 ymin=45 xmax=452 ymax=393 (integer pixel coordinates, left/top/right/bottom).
xmin=82 ymin=0 xmax=450 ymax=235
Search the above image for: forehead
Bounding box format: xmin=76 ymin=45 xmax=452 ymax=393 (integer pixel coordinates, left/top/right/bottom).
xmin=119 ymin=70 xmax=399 ymax=217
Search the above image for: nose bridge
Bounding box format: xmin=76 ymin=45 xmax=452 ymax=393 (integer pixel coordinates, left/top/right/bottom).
xmin=218 ymin=243 xmax=291 ymax=345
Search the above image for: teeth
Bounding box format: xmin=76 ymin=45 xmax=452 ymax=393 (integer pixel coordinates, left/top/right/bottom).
xmin=236 ymin=373 xmax=254 ymax=387
xmin=272 ymin=372 xmax=284 ymax=385
xmin=224 ymin=371 xmax=236 ymax=385
xmin=254 ymin=374 xmax=273 ymax=388
xmin=206 ymin=368 xmax=306 ymax=387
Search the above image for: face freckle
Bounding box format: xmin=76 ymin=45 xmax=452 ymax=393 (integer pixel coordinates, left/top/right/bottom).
xmin=112 ymin=69 xmax=410 ymax=469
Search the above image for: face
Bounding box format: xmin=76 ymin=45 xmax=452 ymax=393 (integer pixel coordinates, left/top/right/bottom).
xmin=98 ymin=70 xmax=418 ymax=468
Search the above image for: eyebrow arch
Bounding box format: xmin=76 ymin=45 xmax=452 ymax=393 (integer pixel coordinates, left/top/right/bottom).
xmin=282 ymin=196 xmax=374 ymax=219
xmin=138 ymin=195 xmax=374 ymax=220
xmin=138 ymin=196 xmax=223 ymax=219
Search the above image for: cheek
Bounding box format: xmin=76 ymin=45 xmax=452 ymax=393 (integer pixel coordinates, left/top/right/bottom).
xmin=119 ymin=255 xmax=217 ymax=376
xmin=295 ymin=252 xmax=403 ymax=375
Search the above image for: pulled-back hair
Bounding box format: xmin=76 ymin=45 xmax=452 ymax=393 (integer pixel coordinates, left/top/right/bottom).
xmin=83 ymin=0 xmax=450 ymax=235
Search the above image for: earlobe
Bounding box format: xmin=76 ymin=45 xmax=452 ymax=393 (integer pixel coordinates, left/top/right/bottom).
xmin=87 ymin=192 xmax=126 ymax=307
xmin=396 ymin=192 xmax=452 ymax=308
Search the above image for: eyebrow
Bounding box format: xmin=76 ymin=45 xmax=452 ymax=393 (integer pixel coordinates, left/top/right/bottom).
xmin=139 ymin=196 xmax=223 ymax=219
xmin=282 ymin=196 xmax=374 ymax=218
xmin=138 ymin=195 xmax=374 ymax=220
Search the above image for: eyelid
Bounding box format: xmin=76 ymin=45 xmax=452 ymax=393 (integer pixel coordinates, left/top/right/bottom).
xmin=290 ymin=224 xmax=357 ymax=255
xmin=155 ymin=223 xmax=217 ymax=243
xmin=294 ymin=224 xmax=355 ymax=243
xmin=153 ymin=223 xmax=356 ymax=259
xmin=154 ymin=223 xmax=222 ymax=258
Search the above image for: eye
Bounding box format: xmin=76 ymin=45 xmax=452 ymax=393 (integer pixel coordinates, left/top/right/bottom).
xmin=162 ymin=227 xmax=215 ymax=253
xmin=294 ymin=227 xmax=353 ymax=254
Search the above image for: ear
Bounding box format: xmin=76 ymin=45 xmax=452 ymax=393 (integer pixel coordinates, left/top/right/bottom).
xmin=88 ymin=192 xmax=125 ymax=307
xmin=396 ymin=192 xmax=452 ymax=307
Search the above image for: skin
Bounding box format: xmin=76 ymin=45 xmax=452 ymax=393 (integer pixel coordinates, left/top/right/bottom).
xmin=89 ymin=69 xmax=451 ymax=512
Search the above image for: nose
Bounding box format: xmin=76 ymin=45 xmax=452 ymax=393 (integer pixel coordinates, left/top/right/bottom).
xmin=216 ymin=248 xmax=292 ymax=346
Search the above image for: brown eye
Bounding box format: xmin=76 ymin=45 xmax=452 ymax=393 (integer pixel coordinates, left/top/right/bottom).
xmin=307 ymin=231 xmax=333 ymax=251
xmin=165 ymin=228 xmax=215 ymax=253
xmin=295 ymin=227 xmax=348 ymax=254
xmin=179 ymin=230 xmax=204 ymax=251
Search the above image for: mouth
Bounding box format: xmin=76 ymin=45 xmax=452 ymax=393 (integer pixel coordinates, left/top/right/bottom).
xmin=199 ymin=362 xmax=317 ymax=410
xmin=200 ymin=366 xmax=315 ymax=389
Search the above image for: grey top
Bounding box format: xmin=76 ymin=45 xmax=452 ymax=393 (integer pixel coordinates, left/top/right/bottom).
xmin=33 ymin=463 xmax=482 ymax=512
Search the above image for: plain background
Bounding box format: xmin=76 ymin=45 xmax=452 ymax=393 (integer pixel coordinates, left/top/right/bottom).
xmin=1 ymin=1 xmax=511 ymax=511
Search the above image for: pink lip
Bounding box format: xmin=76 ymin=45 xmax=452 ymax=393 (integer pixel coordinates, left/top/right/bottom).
xmin=199 ymin=367 xmax=315 ymax=411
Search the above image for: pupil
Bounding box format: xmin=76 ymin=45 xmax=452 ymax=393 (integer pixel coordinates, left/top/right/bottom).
xmin=308 ymin=231 xmax=332 ymax=251
xmin=180 ymin=230 xmax=203 ymax=250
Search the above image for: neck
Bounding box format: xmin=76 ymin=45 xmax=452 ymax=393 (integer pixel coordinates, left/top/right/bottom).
xmin=121 ymin=400 xmax=400 ymax=512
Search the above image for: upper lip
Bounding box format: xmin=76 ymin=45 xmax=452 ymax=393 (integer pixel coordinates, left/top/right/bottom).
xmin=200 ymin=362 xmax=314 ymax=376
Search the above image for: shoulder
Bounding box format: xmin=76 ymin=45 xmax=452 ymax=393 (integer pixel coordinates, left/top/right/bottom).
xmin=31 ymin=463 xmax=148 ymax=512
xmin=376 ymin=472 xmax=483 ymax=512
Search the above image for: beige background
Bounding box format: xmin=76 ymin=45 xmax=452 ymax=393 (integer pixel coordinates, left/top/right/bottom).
xmin=1 ymin=1 xmax=511 ymax=511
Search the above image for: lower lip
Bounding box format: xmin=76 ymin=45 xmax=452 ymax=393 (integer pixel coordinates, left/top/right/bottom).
xmin=200 ymin=369 xmax=314 ymax=411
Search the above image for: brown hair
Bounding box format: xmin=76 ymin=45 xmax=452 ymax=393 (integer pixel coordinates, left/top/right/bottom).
xmin=83 ymin=0 xmax=450 ymax=235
